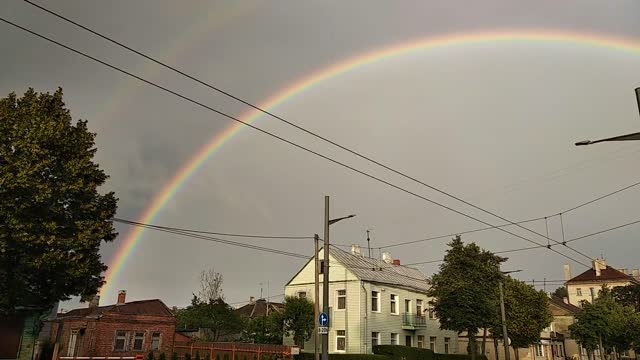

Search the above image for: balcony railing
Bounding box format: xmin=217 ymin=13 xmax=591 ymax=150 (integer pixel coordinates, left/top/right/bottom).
xmin=402 ymin=313 xmax=427 ymax=328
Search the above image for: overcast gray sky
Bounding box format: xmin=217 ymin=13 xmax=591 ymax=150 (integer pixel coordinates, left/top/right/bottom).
xmin=2 ymin=0 xmax=640 ymax=309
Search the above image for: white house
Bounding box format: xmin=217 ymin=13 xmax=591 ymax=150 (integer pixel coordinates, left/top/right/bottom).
xmin=284 ymin=245 xmax=458 ymax=354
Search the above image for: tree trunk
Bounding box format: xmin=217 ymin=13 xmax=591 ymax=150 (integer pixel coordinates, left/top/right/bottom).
xmin=494 ymin=337 xmax=500 ymax=360
xmin=469 ymin=331 xmax=477 ymax=360
xmin=482 ymin=329 xmax=487 ymax=355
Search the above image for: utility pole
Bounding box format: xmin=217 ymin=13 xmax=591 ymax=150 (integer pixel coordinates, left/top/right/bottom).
xmin=322 ymin=196 xmax=330 ymax=360
xmin=314 ymin=234 xmax=320 ymax=360
xmin=499 ymin=281 xmax=510 ymax=360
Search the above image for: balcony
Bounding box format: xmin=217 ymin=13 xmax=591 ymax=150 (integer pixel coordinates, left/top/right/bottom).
xmin=402 ymin=313 xmax=427 ymax=330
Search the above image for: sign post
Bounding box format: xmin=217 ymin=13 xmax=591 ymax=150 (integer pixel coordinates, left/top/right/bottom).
xmin=318 ymin=312 xmax=329 ymax=335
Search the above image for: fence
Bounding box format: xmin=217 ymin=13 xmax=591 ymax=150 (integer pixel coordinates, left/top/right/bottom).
xmin=173 ymin=342 xmax=294 ymax=360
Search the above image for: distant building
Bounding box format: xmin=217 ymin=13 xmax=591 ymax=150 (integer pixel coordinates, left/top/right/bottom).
xmin=564 ymin=259 xmax=639 ymax=307
xmin=49 ymin=290 xmax=176 ymax=358
xmin=236 ymin=297 xmax=284 ymax=319
xmin=284 ymin=245 xmax=457 ymax=354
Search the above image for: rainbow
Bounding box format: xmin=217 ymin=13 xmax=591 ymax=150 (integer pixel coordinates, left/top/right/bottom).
xmin=100 ymin=29 xmax=640 ymax=300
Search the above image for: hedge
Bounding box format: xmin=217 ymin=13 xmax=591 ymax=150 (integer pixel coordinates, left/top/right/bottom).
xmin=373 ymin=345 xmax=435 ymax=360
xmin=296 ymin=353 xmax=387 ymax=360
xmin=435 ymin=355 xmax=487 ymax=360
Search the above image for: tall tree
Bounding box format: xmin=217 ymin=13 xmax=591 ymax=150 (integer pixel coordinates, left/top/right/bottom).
xmin=490 ymin=277 xmax=552 ymax=360
xmin=428 ymin=236 xmax=505 ymax=360
xmin=176 ymin=295 xmax=246 ymax=342
xmin=0 ymin=88 xmax=117 ymax=313
xmin=242 ymin=311 xmax=285 ymax=344
xmin=552 ymin=286 xmax=568 ymax=299
xmin=612 ymin=284 xmax=640 ymax=312
xmin=198 ymin=268 xmax=224 ymax=302
xmin=281 ymin=296 xmax=314 ymax=348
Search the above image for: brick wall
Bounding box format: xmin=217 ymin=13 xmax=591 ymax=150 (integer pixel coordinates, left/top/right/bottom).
xmin=51 ymin=315 xmax=176 ymax=357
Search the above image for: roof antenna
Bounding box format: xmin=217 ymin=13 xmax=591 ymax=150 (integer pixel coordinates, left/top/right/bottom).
xmin=366 ymin=229 xmax=372 ymax=258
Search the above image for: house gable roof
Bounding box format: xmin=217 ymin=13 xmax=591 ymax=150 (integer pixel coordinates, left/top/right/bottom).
xmin=236 ymin=299 xmax=284 ymax=318
xmin=549 ymin=296 xmax=581 ymax=314
xmin=567 ymin=266 xmax=637 ymax=284
xmin=57 ymin=299 xmax=174 ymax=319
xmin=329 ymin=247 xmax=430 ymax=293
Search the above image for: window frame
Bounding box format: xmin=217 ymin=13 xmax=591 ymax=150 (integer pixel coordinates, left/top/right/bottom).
xmin=429 ymin=336 xmax=436 ymax=351
xmin=67 ymin=330 xmax=79 ymax=357
xmin=371 ymin=291 xmax=380 ymax=312
xmin=535 ymin=344 xmax=544 ymax=357
xmin=416 ymin=299 xmax=423 ymax=316
xmin=371 ymin=332 xmax=380 ymax=347
xmin=336 ymin=289 xmax=347 ymax=311
xmin=298 ymin=291 xmax=307 ymax=299
xmin=132 ymin=331 xmax=145 ymax=351
xmin=336 ymin=330 xmax=346 ymax=352
xmin=390 ymin=294 xmax=398 ymax=315
xmin=444 ymin=337 xmax=450 ymax=354
xmin=417 ymin=335 xmax=424 ymax=349
xmin=114 ymin=330 xmax=128 ymax=352
xmin=150 ymin=332 xmax=162 ymax=351
xmin=576 ymin=288 xmax=582 ymax=296
xmin=404 ymin=299 xmax=411 ymax=313
xmin=390 ymin=333 xmax=399 ymax=346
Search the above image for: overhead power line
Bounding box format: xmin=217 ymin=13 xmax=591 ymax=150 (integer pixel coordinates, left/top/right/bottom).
xmin=18 ymin=0 xmax=594 ymax=263
xmin=381 ymin=178 xmax=640 ymax=249
xmin=402 ymin=216 xmax=640 ymax=267
xmin=114 ymin=217 xmax=313 ymax=240
xmin=0 ymin=16 xmax=588 ymax=267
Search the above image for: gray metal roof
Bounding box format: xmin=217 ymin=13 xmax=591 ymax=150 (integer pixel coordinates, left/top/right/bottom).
xmin=330 ymin=247 xmax=430 ymax=293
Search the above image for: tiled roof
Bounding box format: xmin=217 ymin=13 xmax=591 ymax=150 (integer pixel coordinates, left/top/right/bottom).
xmin=567 ymin=266 xmax=636 ymax=284
xmin=236 ymin=299 xmax=284 ymax=318
xmin=57 ymin=299 xmax=174 ymax=319
xmin=330 ymin=247 xmax=430 ymax=293
xmin=549 ymin=296 xmax=581 ymax=314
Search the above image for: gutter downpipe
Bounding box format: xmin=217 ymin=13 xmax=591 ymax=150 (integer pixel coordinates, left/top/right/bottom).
xmin=361 ymin=282 xmax=368 ymax=354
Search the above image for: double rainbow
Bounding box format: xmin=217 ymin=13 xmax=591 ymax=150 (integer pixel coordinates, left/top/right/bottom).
xmin=100 ymin=30 xmax=640 ymax=300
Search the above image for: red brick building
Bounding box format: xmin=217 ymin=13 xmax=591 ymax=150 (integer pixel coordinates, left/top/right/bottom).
xmin=50 ymin=291 xmax=176 ymax=358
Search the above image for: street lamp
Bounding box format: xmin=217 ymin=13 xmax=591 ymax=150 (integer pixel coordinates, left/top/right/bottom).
xmin=320 ymin=196 xmax=355 ymax=360
xmin=575 ymin=88 xmax=640 ymax=146
xmin=500 ymin=270 xmax=522 ymax=360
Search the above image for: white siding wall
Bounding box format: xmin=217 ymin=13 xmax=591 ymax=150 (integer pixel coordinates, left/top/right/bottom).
xmin=566 ymin=280 xmax=630 ymax=307
xmin=284 ymin=249 xmax=458 ymax=354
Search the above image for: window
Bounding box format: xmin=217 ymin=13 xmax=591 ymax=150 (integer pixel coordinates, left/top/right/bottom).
xmin=417 ymin=335 xmax=424 ymax=349
xmin=371 ymin=291 xmax=380 ymax=312
xmin=114 ymin=331 xmax=128 ymax=351
xmin=429 ymin=337 xmax=436 ymax=351
xmin=404 ymin=299 xmax=411 ymax=313
xmin=67 ymin=330 xmax=78 ymax=356
xmin=319 ymin=260 xmax=325 ymax=274
xmin=576 ymin=288 xmax=582 ymax=296
xmin=298 ymin=292 xmax=307 ymax=299
xmin=372 ymin=332 xmax=380 ymax=347
xmin=337 ymin=290 xmax=346 ymax=310
xmin=444 ymin=337 xmax=450 ymax=354
xmin=535 ymin=344 xmax=544 ymax=357
xmin=428 ymin=307 xmax=436 ymax=319
xmin=391 ymin=333 xmax=399 ymax=346
xmin=558 ymin=344 xmax=565 ymax=358
xmin=416 ymin=299 xmax=423 ymax=316
xmin=151 ymin=332 xmax=161 ymax=351
xmin=336 ymin=330 xmax=346 ymax=352
xmin=390 ymin=294 xmax=398 ymax=314
xmin=406 ymin=335 xmax=412 ymax=347
xmin=133 ymin=332 xmax=145 ymax=351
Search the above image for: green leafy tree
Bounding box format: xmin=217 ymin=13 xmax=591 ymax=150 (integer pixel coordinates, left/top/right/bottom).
xmin=552 ymin=286 xmax=568 ymax=299
xmin=612 ymin=284 xmax=640 ymax=312
xmin=176 ymin=295 xmax=246 ymax=341
xmin=490 ymin=277 xmax=552 ymax=360
xmin=427 ymin=236 xmax=505 ymax=360
xmin=243 ymin=311 xmax=285 ymax=344
xmin=281 ymin=295 xmax=314 ymax=347
xmin=0 ymin=88 xmax=117 ymax=313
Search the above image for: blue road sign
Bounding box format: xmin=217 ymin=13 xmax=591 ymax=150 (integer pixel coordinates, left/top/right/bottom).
xmin=319 ymin=312 xmax=329 ymax=327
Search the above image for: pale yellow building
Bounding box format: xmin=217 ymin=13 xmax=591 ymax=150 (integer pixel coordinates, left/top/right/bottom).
xmin=564 ymin=259 xmax=639 ymax=307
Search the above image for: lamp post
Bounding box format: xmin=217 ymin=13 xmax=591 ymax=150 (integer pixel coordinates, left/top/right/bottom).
xmin=500 ymin=270 xmax=522 ymax=360
xmin=575 ymin=88 xmax=640 ymax=146
xmin=321 ymin=196 xmax=355 ymax=360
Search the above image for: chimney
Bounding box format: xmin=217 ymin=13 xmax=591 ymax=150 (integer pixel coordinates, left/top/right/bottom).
xmin=249 ymin=296 xmax=256 ymax=304
xmin=88 ymin=295 xmax=100 ymax=308
xmin=563 ymin=297 xmax=569 ymax=304
xmin=351 ymin=244 xmax=361 ymax=256
xmin=382 ymin=252 xmax=393 ymax=264
xmin=392 ymin=259 xmax=401 ymax=266
xmin=117 ymin=290 xmax=127 ymax=305
xmin=632 ymin=269 xmax=640 ymax=279
xmin=563 ymin=264 xmax=571 ymax=281
xmin=592 ymin=259 xmax=605 ymax=277
xmin=620 ymin=268 xmax=628 ymax=276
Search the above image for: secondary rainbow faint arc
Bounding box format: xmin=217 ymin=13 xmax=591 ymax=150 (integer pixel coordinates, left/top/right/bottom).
xmin=101 ymin=29 xmax=640 ymax=299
